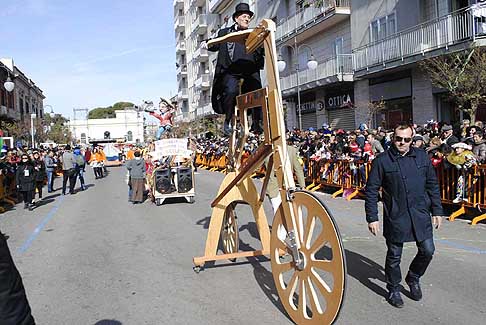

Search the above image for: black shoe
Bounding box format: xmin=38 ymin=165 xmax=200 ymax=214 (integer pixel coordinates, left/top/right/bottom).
xmin=24 ymin=203 xmax=28 ymax=209
xmin=406 ymin=276 xmax=422 ymax=301
xmin=387 ymin=291 xmax=404 ymax=308
xmin=28 ymin=204 xmax=34 ymax=211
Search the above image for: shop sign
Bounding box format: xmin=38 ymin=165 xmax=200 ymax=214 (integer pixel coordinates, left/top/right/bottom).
xmin=296 ymin=101 xmax=325 ymax=114
xmin=325 ymin=92 xmax=354 ymax=109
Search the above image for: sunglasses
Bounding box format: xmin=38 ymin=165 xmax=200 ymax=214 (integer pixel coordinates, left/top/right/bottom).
xmin=394 ymin=136 xmax=412 ymax=143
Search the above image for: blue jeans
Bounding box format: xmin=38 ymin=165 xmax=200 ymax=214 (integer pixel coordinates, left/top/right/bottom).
xmin=47 ymin=170 xmax=54 ymax=192
xmin=156 ymin=125 xmax=172 ymax=139
xmin=385 ymin=238 xmax=435 ymax=292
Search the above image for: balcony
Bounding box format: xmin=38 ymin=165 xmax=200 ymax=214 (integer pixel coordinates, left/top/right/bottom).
xmin=173 ymin=0 xmax=183 ymax=10
xmin=280 ymin=54 xmax=353 ymax=95
xmin=353 ymin=3 xmax=486 ymax=76
xmin=176 ymin=64 xmax=187 ymax=77
xmin=276 ymin=0 xmax=350 ymax=45
xmin=190 ymin=0 xmax=205 ymax=8
xmin=176 ymin=41 xmax=186 ymax=54
xmin=196 ymin=102 xmax=213 ymax=117
xmin=195 ymin=73 xmax=211 ymax=90
xmin=209 ymin=0 xmax=231 ymax=13
xmin=174 ymin=16 xmax=185 ymax=32
xmin=194 ymin=14 xmax=208 ymax=34
xmin=178 ymin=87 xmax=188 ymax=100
xmin=193 ymin=46 xmax=209 ymax=61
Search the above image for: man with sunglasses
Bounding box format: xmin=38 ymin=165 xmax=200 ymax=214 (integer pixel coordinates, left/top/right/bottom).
xmin=365 ymin=123 xmax=444 ymax=308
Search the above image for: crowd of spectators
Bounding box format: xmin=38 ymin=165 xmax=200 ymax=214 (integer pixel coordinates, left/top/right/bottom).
xmin=194 ymin=119 xmax=486 ymax=203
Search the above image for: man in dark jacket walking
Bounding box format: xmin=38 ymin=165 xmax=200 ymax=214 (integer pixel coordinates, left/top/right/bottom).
xmin=204 ymin=3 xmax=265 ymax=135
xmin=365 ymin=123 xmax=444 ymax=308
xmin=0 ymin=231 xmax=35 ymax=325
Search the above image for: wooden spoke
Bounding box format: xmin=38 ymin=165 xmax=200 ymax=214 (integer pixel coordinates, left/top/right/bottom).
xmin=221 ymin=206 xmax=239 ymax=256
xmin=271 ymin=190 xmax=346 ymax=325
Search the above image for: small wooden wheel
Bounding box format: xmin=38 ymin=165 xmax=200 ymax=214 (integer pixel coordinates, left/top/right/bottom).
xmin=270 ymin=191 xmax=346 ymax=325
xmin=221 ymin=204 xmax=239 ymax=258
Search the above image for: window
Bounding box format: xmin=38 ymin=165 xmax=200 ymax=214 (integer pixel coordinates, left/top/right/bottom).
xmin=127 ymin=131 xmax=133 ymax=142
xmin=81 ymin=133 xmax=87 ymax=143
xmin=370 ymin=13 xmax=397 ymax=42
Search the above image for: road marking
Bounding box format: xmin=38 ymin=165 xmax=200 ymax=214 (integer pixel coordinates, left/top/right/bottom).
xmin=436 ymin=239 xmax=486 ymax=254
xmin=18 ymin=195 xmax=65 ymax=254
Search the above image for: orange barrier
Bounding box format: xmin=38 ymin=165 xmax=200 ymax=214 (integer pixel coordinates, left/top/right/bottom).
xmin=196 ymin=153 xmax=486 ymax=224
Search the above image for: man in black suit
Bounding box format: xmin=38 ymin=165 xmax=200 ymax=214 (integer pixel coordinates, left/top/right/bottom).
xmin=204 ymin=3 xmax=265 ymax=135
xmin=0 ymin=231 xmax=35 ymax=324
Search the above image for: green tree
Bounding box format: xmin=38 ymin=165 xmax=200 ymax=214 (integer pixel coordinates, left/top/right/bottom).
xmin=420 ymin=48 xmax=486 ymax=124
xmin=88 ymin=101 xmax=134 ymax=119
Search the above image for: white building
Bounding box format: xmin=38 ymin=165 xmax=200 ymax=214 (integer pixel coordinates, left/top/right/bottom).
xmin=68 ymin=109 xmax=144 ymax=144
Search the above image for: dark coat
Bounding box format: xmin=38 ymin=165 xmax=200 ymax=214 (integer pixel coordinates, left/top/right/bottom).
xmin=33 ymin=159 xmax=46 ymax=182
xmin=208 ymin=24 xmax=264 ymax=114
xmin=15 ymin=163 xmax=36 ymax=192
xmin=0 ymin=232 xmax=35 ymax=325
xmin=365 ymin=146 xmax=444 ymax=243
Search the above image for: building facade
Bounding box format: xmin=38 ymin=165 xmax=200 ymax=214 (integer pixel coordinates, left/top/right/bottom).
xmin=174 ymin=0 xmax=486 ymax=130
xmin=0 ymin=58 xmax=45 ymax=123
xmin=68 ymin=110 xmax=144 ymax=144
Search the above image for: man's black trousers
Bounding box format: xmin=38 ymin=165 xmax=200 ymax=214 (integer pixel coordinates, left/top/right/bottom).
xmin=221 ymin=73 xmax=262 ymax=123
xmin=0 ymin=233 xmax=35 ymax=325
xmin=62 ymin=170 xmax=76 ymax=194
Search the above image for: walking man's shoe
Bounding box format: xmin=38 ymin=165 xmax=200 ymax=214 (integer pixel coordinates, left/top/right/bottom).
xmin=223 ymin=120 xmax=233 ymax=136
xmin=387 ymin=291 xmax=404 ymax=308
xmin=406 ymin=275 xmax=423 ymax=301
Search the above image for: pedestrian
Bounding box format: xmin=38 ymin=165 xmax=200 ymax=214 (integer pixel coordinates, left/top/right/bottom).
xmin=90 ymin=148 xmax=104 ymax=179
xmin=126 ymin=151 xmax=146 ymax=204
xmin=204 ymin=2 xmax=265 ymax=135
xmin=44 ymin=150 xmax=56 ymax=192
xmin=365 ymin=123 xmax=444 ymax=308
xmin=32 ymin=151 xmax=46 ymax=202
xmin=0 ymin=231 xmax=36 ymax=325
xmin=61 ymin=145 xmax=77 ymax=195
xmin=15 ymin=154 xmax=36 ymax=210
xmin=73 ymin=147 xmax=86 ymax=191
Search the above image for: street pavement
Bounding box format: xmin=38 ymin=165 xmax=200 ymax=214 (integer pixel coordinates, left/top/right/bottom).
xmin=0 ymin=167 xmax=485 ymax=325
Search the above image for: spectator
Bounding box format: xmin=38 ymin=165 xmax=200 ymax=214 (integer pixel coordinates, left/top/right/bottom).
xmin=61 ymin=145 xmax=77 ymax=195
xmin=472 ymin=131 xmax=486 ymax=164
xmin=126 ymin=151 xmax=146 ymax=204
xmin=367 ymin=133 xmax=385 ymax=155
xmin=44 ymin=150 xmax=56 ymax=193
xmin=32 ymin=151 xmax=46 ymax=202
xmin=16 ymin=154 xmax=36 ymax=210
xmin=447 ymin=142 xmax=477 ymax=203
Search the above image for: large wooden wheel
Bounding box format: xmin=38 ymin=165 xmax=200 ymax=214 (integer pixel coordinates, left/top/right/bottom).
xmin=221 ymin=204 xmax=239 ymax=257
xmin=270 ymin=191 xmax=346 ymax=325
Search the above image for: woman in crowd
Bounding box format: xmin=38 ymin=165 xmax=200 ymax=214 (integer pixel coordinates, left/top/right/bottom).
xmin=32 ymin=151 xmax=46 ymax=202
xmin=73 ymin=147 xmax=86 ymax=191
xmin=89 ymin=148 xmax=104 ymax=179
xmin=16 ymin=154 xmax=36 ymax=210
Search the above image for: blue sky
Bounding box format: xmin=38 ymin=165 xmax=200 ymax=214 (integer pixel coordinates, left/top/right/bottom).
xmin=0 ymin=0 xmax=176 ymax=119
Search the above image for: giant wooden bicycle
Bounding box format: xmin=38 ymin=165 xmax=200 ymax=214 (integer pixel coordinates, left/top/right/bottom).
xmin=193 ymin=20 xmax=346 ymax=325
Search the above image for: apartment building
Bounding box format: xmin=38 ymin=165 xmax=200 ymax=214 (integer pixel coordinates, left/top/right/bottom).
xmin=176 ymin=0 xmax=486 ymax=130
xmin=174 ymin=0 xmax=219 ymax=122
xmin=0 ymin=58 xmax=44 ymax=122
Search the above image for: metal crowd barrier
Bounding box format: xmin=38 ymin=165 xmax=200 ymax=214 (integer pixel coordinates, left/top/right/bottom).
xmin=195 ymin=153 xmax=486 ymax=225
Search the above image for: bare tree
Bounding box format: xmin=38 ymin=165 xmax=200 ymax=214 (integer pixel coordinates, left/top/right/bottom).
xmin=420 ymin=48 xmax=486 ymax=124
xmin=367 ymin=98 xmax=386 ymax=129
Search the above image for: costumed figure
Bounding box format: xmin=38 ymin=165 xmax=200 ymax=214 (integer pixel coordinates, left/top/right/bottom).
xmin=203 ymin=3 xmax=265 ymax=135
xmin=145 ymin=98 xmax=176 ymax=140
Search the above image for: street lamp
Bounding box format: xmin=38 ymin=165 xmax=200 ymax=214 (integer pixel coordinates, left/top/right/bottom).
xmin=0 ymin=65 xmax=15 ymax=92
xmin=44 ymin=104 xmax=54 ymax=117
xmin=30 ymin=113 xmax=36 ymax=148
xmin=277 ymin=42 xmax=318 ymax=130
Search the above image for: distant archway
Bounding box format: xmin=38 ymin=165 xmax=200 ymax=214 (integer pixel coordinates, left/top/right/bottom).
xmin=104 ymin=131 xmax=110 ymax=139
xmin=81 ymin=133 xmax=87 ymax=144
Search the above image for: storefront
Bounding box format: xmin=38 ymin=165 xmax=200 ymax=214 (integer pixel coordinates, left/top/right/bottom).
xmin=370 ymin=73 xmax=413 ymax=129
xmin=325 ymin=88 xmax=355 ymax=130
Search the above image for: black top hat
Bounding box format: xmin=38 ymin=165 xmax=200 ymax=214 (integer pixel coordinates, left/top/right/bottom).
xmin=233 ymin=3 xmax=254 ymax=21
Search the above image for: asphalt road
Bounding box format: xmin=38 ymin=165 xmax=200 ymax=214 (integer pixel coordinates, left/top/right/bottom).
xmin=1 ymin=167 xmax=485 ymax=325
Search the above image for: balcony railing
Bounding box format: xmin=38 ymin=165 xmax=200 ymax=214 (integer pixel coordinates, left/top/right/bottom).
xmin=193 ymin=47 xmax=208 ymax=61
xmin=178 ymin=88 xmax=188 ymax=99
xmin=280 ymin=54 xmax=353 ymax=91
xmin=353 ymin=3 xmax=486 ymax=71
xmin=276 ymin=0 xmax=350 ymax=42
xmin=194 ymin=14 xmax=208 ymax=34
xmin=174 ymin=16 xmax=185 ymax=31
xmin=196 ymin=102 xmax=213 ymax=116
xmin=176 ymin=41 xmax=186 ymax=53
xmin=176 ymin=64 xmax=187 ymax=75
xmin=195 ymin=73 xmax=211 ymax=89
xmin=173 ymin=0 xmax=183 ymax=9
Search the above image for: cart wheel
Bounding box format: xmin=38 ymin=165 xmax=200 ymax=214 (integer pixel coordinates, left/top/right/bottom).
xmin=270 ymin=191 xmax=346 ymax=325
xmin=193 ymin=266 xmax=202 ymax=274
xmin=156 ymin=198 xmax=161 ymax=206
xmin=221 ymin=204 xmax=239 ymax=261
xmin=188 ymin=196 xmax=195 ymax=204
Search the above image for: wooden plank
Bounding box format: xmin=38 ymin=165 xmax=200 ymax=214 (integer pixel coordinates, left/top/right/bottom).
xmin=236 ymin=88 xmax=267 ymax=110
xmin=193 ymin=250 xmax=270 ymax=266
xmin=211 ymin=145 xmax=272 ymax=208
